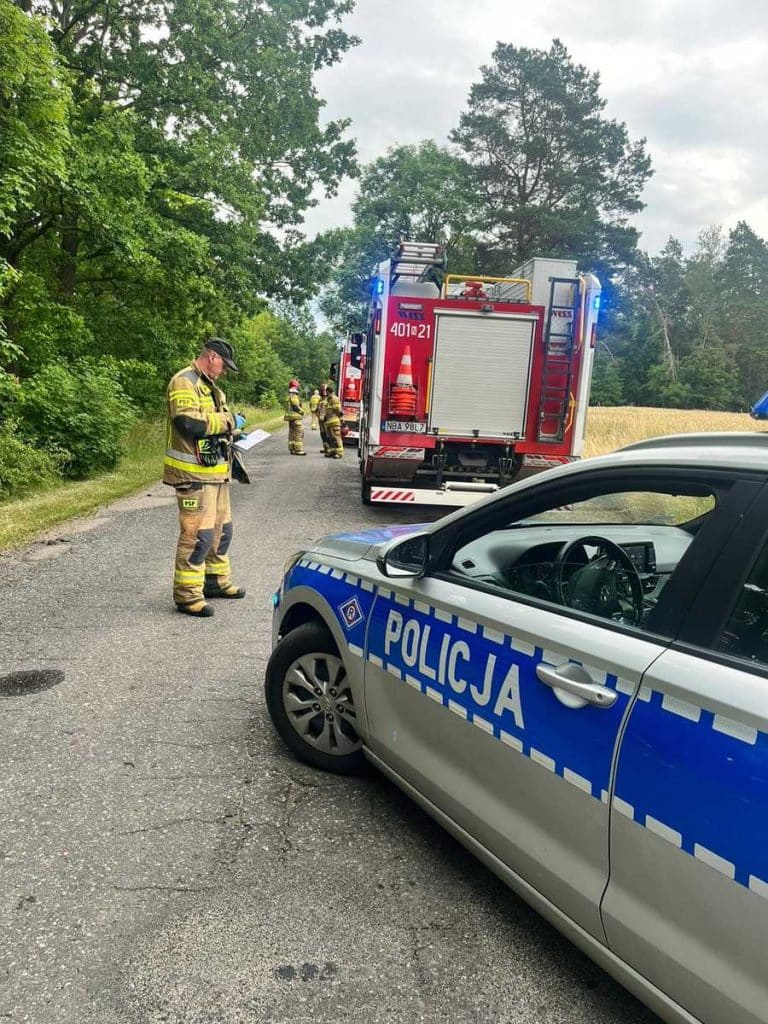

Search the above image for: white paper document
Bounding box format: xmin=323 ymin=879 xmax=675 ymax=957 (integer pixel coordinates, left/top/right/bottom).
xmin=234 ymin=429 xmax=271 ymax=452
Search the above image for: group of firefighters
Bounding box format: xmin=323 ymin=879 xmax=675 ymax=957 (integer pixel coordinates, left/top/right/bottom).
xmin=283 ymin=379 xmax=344 ymax=459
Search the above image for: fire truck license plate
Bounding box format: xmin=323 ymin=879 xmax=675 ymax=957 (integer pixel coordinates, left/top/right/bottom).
xmin=382 ymin=421 xmax=426 ymax=433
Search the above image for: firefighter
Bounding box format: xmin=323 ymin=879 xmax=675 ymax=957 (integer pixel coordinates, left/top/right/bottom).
xmin=164 ymin=337 xmax=246 ymax=618
xmin=323 ymin=381 xmax=344 ymax=459
xmin=284 ymin=379 xmax=306 ymax=455
xmin=309 ymin=388 xmax=321 ymax=429
xmin=316 ymin=383 xmax=330 ymax=455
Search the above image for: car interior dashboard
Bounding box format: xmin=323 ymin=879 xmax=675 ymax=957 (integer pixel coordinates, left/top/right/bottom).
xmin=450 ymin=524 xmax=695 ymax=624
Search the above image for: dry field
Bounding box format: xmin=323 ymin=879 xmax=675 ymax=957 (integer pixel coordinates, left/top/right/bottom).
xmin=583 ymin=406 xmax=765 ymax=458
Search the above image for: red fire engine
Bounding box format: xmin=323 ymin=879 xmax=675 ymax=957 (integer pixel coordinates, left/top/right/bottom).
xmin=358 ymin=241 xmax=602 ymax=506
xmin=332 ymin=331 xmax=366 ymax=442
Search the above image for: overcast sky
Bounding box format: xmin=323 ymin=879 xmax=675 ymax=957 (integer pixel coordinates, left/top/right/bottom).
xmin=305 ymin=0 xmax=768 ymax=256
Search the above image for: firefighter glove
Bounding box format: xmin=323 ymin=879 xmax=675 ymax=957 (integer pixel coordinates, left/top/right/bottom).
xmin=196 ymin=437 xmax=220 ymax=467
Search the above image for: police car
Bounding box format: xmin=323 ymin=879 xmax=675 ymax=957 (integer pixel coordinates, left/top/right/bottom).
xmin=265 ymin=433 xmax=768 ymax=1024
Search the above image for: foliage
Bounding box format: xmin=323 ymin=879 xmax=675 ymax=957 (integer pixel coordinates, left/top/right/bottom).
xmin=19 ymin=360 xmax=136 ymax=478
xmin=601 ymin=222 xmax=768 ymax=411
xmin=98 ymin=357 xmax=164 ymax=414
xmin=232 ymin=307 xmax=338 ymax=402
xmin=590 ymin=353 xmax=624 ymax=406
xmin=0 ymin=0 xmax=358 ymax=499
xmin=0 ymin=418 xmax=62 ymax=498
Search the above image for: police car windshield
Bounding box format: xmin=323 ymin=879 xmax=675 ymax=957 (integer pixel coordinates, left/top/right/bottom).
xmin=512 ymin=490 xmax=716 ymax=529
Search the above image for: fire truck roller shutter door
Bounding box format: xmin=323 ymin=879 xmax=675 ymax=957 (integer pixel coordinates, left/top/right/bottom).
xmin=428 ymin=313 xmax=537 ymax=438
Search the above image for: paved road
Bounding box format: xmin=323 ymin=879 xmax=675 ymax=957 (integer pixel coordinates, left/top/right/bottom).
xmin=0 ymin=427 xmax=659 ymax=1024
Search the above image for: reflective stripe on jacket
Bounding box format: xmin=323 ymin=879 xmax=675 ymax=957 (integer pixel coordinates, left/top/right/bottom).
xmin=163 ymin=365 xmax=234 ymax=486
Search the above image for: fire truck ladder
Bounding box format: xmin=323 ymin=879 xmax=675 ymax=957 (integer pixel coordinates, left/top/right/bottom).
xmin=390 ymin=241 xmax=447 ymax=287
xmin=537 ymin=276 xmax=580 ymax=443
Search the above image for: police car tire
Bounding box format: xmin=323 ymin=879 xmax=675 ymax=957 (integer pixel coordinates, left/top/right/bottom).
xmin=265 ymin=622 xmax=366 ymax=775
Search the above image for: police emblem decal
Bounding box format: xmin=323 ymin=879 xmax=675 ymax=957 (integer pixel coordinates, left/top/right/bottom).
xmin=339 ymin=596 xmax=364 ymax=630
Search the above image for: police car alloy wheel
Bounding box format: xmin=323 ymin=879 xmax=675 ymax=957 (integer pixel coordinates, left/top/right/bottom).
xmin=264 ymin=622 xmax=364 ymax=774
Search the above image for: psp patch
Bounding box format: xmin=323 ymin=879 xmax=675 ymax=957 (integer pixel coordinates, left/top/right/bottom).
xmin=339 ymin=596 xmax=364 ymax=630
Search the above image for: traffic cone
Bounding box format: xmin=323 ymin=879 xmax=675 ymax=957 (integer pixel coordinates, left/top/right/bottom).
xmin=396 ymin=346 xmax=414 ymax=385
xmin=389 ymin=345 xmax=417 ymax=417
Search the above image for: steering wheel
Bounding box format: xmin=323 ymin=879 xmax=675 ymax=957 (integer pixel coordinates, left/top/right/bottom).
xmin=554 ymin=535 xmax=644 ymax=624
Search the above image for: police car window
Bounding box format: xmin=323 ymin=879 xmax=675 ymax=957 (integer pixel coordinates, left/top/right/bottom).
xmin=450 ymin=485 xmax=717 ymax=630
xmin=517 ymin=490 xmax=715 ymax=527
xmin=719 ymin=542 xmax=768 ymax=666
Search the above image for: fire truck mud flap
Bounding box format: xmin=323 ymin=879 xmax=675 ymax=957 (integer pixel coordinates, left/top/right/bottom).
xmin=369 ymin=484 xmax=498 ymax=508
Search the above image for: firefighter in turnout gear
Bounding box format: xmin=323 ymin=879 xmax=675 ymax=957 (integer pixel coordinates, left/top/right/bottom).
xmin=164 ymin=338 xmax=246 ymax=617
xmin=284 ymin=379 xmax=306 ymax=455
xmin=309 ymin=388 xmax=320 ymax=429
xmin=316 ymin=384 xmax=330 ymax=455
xmin=323 ymin=382 xmax=344 ymax=459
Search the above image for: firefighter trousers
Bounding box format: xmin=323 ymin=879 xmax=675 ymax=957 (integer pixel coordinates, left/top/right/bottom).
xmin=325 ymin=419 xmax=343 ymax=457
xmin=287 ymin=418 xmax=305 ymax=454
xmin=318 ymin=421 xmax=330 ymax=453
xmin=173 ymin=482 xmax=234 ymax=606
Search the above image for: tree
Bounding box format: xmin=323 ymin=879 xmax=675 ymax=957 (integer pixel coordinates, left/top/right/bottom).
xmin=3 ymin=0 xmax=358 ymax=378
xmin=451 ymin=39 xmax=652 ymax=273
xmin=321 ymin=141 xmax=476 ymax=333
xmin=0 ymin=1 xmax=71 ymax=348
xmin=589 ymin=350 xmax=624 ymax=405
xmin=231 ymin=306 xmax=337 ymax=405
xmin=720 ymin=221 xmax=768 ymax=407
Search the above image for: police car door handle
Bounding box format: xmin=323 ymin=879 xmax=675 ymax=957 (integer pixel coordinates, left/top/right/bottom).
xmin=535 ymin=663 xmax=617 ymax=709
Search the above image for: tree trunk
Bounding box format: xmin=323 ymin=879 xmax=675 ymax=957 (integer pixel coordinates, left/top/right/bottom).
xmin=58 ymin=218 xmax=79 ymax=298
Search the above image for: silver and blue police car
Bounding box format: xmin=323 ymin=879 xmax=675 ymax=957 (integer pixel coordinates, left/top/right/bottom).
xmin=266 ymin=433 xmax=768 ymax=1024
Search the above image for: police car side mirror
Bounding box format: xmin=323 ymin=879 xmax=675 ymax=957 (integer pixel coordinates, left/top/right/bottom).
xmin=377 ymin=534 xmax=430 ymax=578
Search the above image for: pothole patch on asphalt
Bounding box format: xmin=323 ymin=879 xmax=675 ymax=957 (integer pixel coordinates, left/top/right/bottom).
xmin=0 ymin=669 xmax=65 ymax=697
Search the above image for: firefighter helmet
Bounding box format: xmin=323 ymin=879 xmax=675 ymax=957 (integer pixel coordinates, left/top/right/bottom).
xmin=289 ymin=378 xmax=299 ymax=389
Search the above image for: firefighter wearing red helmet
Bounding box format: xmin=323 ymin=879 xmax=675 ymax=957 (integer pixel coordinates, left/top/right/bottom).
xmin=284 ymin=378 xmax=306 ymax=455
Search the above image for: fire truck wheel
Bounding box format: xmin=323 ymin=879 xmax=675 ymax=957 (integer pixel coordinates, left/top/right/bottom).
xmin=265 ymin=622 xmax=365 ymax=775
xmin=361 ymin=475 xmax=372 ymax=505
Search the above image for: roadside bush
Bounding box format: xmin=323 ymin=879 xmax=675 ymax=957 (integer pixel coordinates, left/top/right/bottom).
xmin=96 ymin=356 xmax=164 ymax=413
xmin=0 ymin=366 xmax=21 ymax=415
xmin=19 ymin=360 xmax=136 ymax=478
xmin=0 ymin=419 xmax=62 ymax=499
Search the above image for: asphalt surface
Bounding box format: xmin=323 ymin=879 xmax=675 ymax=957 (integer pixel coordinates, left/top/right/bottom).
xmin=0 ymin=426 xmax=659 ymax=1024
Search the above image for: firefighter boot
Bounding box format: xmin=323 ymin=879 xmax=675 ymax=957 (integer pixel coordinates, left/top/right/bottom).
xmin=177 ymin=600 xmax=214 ymax=617
xmin=204 ymin=580 xmax=246 ymax=599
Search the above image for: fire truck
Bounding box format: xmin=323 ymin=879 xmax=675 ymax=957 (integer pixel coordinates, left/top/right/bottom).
xmin=358 ymin=241 xmax=602 ymax=506
xmin=332 ymin=331 xmax=366 ymax=442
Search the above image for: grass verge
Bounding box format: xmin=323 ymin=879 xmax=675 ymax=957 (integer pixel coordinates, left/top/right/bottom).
xmin=0 ymin=406 xmax=284 ymax=552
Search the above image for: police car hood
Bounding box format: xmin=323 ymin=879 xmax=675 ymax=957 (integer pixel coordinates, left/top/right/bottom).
xmin=311 ymin=524 xmax=429 ymax=562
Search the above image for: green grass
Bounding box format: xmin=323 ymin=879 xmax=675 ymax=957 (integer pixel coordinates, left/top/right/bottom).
xmin=0 ymin=406 xmax=284 ymax=552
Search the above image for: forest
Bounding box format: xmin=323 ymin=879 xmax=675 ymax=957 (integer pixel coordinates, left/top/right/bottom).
xmin=2 ymin=4 xmax=767 ymax=500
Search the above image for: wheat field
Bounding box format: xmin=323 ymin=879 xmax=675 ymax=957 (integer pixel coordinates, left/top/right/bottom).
xmin=583 ymin=406 xmax=765 ymax=458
